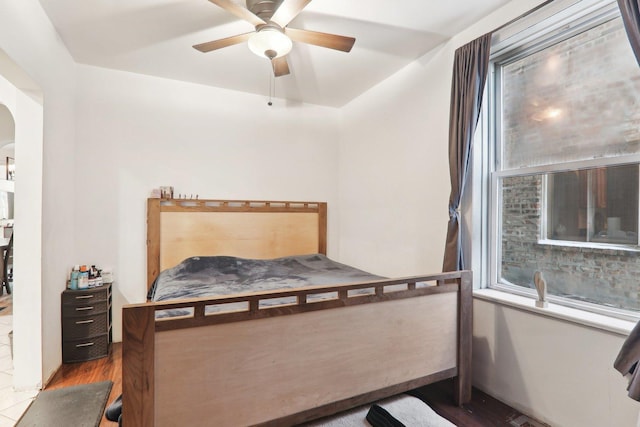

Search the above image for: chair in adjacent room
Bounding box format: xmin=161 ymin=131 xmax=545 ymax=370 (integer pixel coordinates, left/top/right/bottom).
xmin=1 ymin=234 xmax=13 ymax=295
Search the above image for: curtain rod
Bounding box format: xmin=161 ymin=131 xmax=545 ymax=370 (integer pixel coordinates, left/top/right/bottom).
xmin=488 ymin=0 xmax=556 ymax=35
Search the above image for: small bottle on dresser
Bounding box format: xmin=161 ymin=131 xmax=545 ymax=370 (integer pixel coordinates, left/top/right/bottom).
xmin=69 ymin=266 xmax=80 ymax=290
xmin=78 ymin=265 xmax=89 ymax=289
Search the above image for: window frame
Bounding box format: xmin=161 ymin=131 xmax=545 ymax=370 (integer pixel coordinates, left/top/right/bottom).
xmin=480 ymin=0 xmax=640 ymax=321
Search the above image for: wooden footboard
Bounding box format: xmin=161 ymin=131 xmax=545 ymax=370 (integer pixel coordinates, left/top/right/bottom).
xmin=122 ymin=270 xmax=472 ymax=427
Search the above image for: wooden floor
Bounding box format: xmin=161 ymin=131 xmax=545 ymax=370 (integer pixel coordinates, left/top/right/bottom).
xmin=45 ymin=342 xmax=535 ymax=426
xmin=413 ymin=379 xmax=538 ymax=426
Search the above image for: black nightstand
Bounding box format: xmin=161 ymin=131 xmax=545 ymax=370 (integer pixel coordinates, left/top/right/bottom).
xmin=61 ymin=283 xmax=112 ymax=363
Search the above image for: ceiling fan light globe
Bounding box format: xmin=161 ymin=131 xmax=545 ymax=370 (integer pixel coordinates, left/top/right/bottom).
xmin=248 ymin=28 xmax=292 ymax=59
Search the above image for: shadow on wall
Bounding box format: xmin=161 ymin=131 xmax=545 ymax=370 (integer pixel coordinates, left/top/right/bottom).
xmin=472 ymin=306 xmax=531 ymax=417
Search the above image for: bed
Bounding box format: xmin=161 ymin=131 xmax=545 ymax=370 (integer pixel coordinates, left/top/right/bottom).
xmin=121 ymin=198 xmax=472 ymax=426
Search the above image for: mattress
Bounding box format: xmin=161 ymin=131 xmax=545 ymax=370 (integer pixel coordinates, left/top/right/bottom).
xmin=150 ymin=254 xmax=385 ymax=318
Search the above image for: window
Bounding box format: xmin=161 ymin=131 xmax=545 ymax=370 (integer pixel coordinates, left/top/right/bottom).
xmin=485 ymin=0 xmax=640 ymax=315
xmin=546 ymin=166 xmax=639 ymax=245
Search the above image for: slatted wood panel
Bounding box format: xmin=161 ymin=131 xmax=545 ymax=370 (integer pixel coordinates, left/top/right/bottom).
xmin=154 ymin=292 xmax=457 ymax=427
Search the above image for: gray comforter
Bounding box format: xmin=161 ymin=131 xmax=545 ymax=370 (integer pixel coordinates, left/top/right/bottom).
xmin=150 ymin=254 xmax=384 ymax=317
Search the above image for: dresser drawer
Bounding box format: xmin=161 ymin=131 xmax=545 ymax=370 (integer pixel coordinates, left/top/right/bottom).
xmin=62 ymin=312 xmax=110 ymax=340
xmin=61 ymin=300 xmax=108 ymax=318
xmin=61 ymin=288 xmax=109 ymax=305
xmin=62 ymin=333 xmax=110 ymax=363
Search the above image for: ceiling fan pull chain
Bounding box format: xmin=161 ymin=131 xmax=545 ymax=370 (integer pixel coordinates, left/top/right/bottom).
xmin=268 ymin=67 xmax=274 ymax=106
xmin=272 ymin=72 xmax=276 ymax=104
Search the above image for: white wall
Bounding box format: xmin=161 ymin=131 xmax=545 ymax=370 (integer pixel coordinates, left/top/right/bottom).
xmin=474 ymin=299 xmax=637 ymax=426
xmin=74 ymin=65 xmax=342 ymax=341
xmin=339 ymin=44 xmax=453 ymax=277
xmin=339 ymin=0 xmax=640 ymax=425
xmin=0 ymin=1 xmax=77 ymax=389
xmin=12 ymin=84 xmax=44 ymax=390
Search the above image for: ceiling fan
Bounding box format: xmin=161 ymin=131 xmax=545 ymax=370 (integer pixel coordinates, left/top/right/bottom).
xmin=193 ymin=0 xmax=356 ymax=77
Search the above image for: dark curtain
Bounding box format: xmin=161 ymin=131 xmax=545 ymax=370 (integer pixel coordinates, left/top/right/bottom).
xmin=615 ymin=319 xmax=640 ymax=401
xmin=618 ymin=0 xmax=640 ymax=66
xmin=615 ymin=0 xmax=640 ymax=402
xmin=442 ymin=33 xmax=492 ymax=272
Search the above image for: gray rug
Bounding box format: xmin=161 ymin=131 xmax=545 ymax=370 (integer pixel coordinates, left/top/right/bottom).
xmin=16 ymin=381 xmax=112 ymax=427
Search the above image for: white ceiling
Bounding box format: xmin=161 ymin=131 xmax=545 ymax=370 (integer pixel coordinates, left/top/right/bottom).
xmin=37 ymin=0 xmax=511 ymax=107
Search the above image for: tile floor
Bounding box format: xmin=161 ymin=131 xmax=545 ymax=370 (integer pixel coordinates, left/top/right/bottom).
xmin=0 ymin=315 xmax=38 ymax=426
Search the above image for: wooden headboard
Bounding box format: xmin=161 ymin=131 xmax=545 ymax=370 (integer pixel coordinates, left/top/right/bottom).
xmin=146 ymin=198 xmax=328 ymax=290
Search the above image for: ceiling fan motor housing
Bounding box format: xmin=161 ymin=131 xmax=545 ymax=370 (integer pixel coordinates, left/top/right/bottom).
xmin=246 ymin=0 xmax=285 ymax=21
xmin=246 ymin=0 xmax=290 ymax=59
xmin=248 ymin=23 xmax=292 ymax=58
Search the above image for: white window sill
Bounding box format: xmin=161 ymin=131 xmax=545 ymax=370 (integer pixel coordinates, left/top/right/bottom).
xmin=473 ymin=288 xmax=636 ymax=336
xmin=537 ymin=238 xmax=640 ymax=253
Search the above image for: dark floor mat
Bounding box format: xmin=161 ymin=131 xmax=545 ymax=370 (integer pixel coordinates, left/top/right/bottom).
xmin=16 ymin=380 xmax=113 ymax=427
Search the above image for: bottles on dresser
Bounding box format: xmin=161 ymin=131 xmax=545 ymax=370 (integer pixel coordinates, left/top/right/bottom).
xmin=67 ymin=264 xmax=113 ymax=290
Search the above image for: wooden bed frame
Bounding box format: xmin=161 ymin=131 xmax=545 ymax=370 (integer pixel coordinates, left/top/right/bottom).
xmin=122 ymin=199 xmax=472 ymax=426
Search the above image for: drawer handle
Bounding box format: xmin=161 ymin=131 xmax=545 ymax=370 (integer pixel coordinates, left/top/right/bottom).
xmin=75 ymin=295 xmax=94 ymax=300
xmin=76 ymin=342 xmax=94 ymax=348
xmin=75 ymin=319 xmax=94 ymax=325
xmin=75 ymin=307 xmax=94 ymax=311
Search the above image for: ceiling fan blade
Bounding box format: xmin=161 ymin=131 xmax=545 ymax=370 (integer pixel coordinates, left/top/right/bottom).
xmin=286 ymin=28 xmax=355 ymax=52
xmin=208 ymin=0 xmax=266 ymax=27
xmin=270 ymin=0 xmax=312 ymax=28
xmin=272 ymin=56 xmax=290 ymax=77
xmin=193 ymin=32 xmax=253 ymax=53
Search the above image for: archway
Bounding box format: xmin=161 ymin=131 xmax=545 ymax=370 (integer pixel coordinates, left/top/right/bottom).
xmin=0 ymin=54 xmax=44 ymax=391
